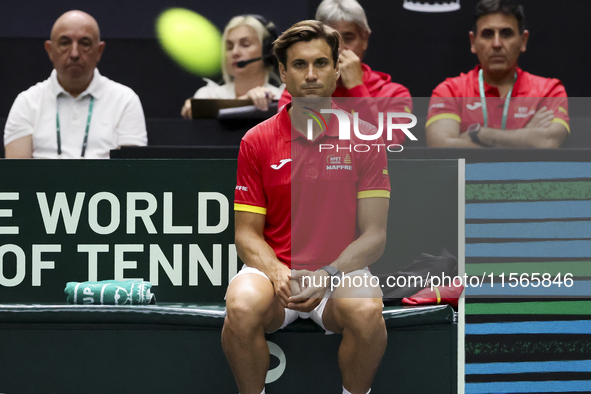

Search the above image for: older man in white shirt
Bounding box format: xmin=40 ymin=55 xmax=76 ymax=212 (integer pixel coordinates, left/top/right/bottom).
xmin=4 ymin=10 xmax=147 ymax=159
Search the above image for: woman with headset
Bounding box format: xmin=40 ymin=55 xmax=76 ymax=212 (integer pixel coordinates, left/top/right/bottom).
xmin=181 ymin=15 xmax=284 ymax=118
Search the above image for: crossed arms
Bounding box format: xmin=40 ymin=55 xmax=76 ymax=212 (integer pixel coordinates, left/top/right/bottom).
xmin=426 ymin=106 xmax=568 ymax=148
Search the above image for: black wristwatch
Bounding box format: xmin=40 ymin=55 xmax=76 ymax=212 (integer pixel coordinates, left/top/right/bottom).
xmin=318 ymin=265 xmax=341 ymax=278
xmin=467 ymin=123 xmax=488 ymax=147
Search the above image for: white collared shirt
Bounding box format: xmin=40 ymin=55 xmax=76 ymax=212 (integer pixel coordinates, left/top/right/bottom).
xmin=4 ymin=69 xmax=147 ymax=159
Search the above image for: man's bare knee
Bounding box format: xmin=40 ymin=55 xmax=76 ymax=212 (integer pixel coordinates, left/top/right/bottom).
xmin=339 ymin=298 xmax=385 ymax=337
xmin=225 ymin=274 xmax=282 ymax=337
xmin=226 ymin=287 xmax=272 ymax=326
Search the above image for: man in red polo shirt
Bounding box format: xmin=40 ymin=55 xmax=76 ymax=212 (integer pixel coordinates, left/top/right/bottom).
xmin=278 ymin=0 xmax=412 ymax=145
xmin=426 ymin=0 xmax=569 ymax=148
xmin=224 ymin=20 xmax=389 ymax=394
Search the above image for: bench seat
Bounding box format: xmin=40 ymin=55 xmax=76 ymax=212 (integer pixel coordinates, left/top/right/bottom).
xmin=0 ymin=303 xmax=454 ymax=329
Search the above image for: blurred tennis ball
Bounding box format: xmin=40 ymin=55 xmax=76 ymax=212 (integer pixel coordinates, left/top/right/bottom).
xmin=156 ymin=8 xmax=222 ymax=76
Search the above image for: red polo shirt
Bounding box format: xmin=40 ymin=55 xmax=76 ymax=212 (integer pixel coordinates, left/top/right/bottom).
xmin=426 ymin=66 xmax=569 ymax=133
xmin=235 ymin=103 xmax=390 ymax=270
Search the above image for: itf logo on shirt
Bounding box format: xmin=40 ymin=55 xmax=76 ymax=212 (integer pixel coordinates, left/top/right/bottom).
xmin=326 ymin=154 xmax=352 ymax=171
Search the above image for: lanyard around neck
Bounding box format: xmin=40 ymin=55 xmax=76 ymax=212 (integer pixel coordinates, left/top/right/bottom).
xmin=56 ymin=96 xmax=95 ymax=158
xmin=478 ymin=69 xmax=517 ymax=130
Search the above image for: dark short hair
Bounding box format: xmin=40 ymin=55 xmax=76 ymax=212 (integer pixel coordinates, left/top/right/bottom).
xmin=474 ymin=0 xmax=526 ymax=34
xmin=272 ymin=20 xmax=340 ymax=69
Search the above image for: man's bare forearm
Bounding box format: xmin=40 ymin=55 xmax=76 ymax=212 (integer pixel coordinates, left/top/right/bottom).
xmin=330 ymin=229 xmax=387 ymax=274
xmin=426 ymin=119 xmax=482 ymax=148
xmin=426 ymin=120 xmax=567 ymax=149
xmin=235 ymin=228 xmax=285 ymax=277
xmin=328 ymin=198 xmax=389 ymax=274
xmin=478 ymin=125 xmax=567 ymax=148
xmin=234 ymin=212 xmax=292 ymax=306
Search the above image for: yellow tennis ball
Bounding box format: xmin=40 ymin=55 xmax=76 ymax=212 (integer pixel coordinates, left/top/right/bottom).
xmin=156 ymin=8 xmax=222 ymax=76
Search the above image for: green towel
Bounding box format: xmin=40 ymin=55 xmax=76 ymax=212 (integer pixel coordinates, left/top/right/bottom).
xmin=64 ymin=280 xmax=155 ymax=305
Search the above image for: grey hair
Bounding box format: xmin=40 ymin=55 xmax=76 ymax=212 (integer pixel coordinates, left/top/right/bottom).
xmin=315 ymin=0 xmax=371 ymax=35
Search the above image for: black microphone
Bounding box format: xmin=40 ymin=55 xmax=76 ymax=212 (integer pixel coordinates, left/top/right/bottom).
xmin=236 ymin=57 xmax=263 ymax=68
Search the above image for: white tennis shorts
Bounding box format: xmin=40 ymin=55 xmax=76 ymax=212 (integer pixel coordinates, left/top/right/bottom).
xmin=228 ymin=265 xmax=375 ymax=335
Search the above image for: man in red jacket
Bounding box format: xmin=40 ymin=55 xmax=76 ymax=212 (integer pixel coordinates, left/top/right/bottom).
xmin=278 ymin=0 xmax=413 ymax=145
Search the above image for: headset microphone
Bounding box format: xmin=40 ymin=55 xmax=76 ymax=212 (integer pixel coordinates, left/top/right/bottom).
xmin=236 ymin=57 xmax=263 ymax=68
xmin=249 ymin=15 xmax=278 ymax=69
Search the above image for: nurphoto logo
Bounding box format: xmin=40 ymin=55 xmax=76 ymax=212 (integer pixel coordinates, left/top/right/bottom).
xmin=304 ymin=108 xmax=418 ymax=153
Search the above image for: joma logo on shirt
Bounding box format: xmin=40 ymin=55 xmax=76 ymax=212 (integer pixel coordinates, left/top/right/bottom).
xmin=271 ymin=159 xmax=291 ymax=170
